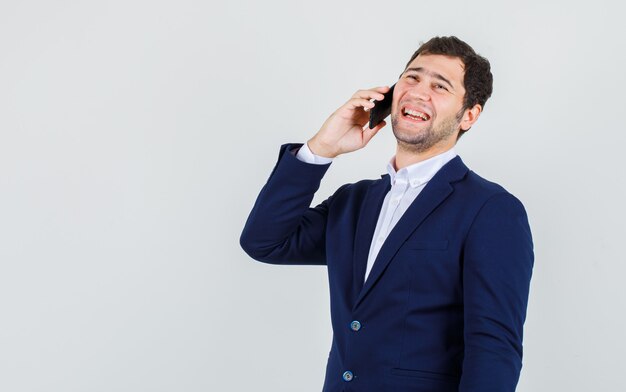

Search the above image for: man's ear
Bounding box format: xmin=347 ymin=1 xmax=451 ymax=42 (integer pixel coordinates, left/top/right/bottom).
xmin=460 ymin=104 xmax=482 ymax=132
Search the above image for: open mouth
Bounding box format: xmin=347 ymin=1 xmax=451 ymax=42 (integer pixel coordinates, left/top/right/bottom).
xmin=402 ymin=107 xmax=431 ymax=122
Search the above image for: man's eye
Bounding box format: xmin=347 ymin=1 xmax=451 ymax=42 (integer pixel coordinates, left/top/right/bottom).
xmin=434 ymin=84 xmax=448 ymax=91
xmin=407 ymin=75 xmax=417 ymax=80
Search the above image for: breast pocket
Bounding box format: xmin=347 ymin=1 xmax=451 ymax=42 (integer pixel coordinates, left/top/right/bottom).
xmin=399 ymin=238 xmax=459 ymax=297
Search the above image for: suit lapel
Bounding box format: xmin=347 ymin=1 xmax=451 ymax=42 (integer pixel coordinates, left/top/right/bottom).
xmin=351 ymin=176 xmax=390 ymax=303
xmin=353 ymin=156 xmax=469 ymax=309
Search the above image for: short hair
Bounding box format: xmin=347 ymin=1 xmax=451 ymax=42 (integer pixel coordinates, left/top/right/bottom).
xmin=402 ymin=36 xmax=493 ymax=138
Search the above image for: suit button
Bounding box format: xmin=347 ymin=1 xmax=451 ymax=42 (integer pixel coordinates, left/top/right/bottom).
xmin=350 ymin=320 xmax=361 ymax=331
xmin=342 ymin=370 xmax=354 ymax=382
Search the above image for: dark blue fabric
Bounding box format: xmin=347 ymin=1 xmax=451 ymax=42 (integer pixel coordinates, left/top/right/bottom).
xmin=240 ymin=143 xmax=534 ymax=392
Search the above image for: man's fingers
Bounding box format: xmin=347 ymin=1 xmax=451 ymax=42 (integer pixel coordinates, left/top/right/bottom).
xmin=365 ymin=85 xmax=391 ymax=94
xmin=351 ymin=86 xmax=390 ymax=101
xmin=345 ymin=98 xmax=376 ymax=111
xmin=362 ymin=120 xmax=387 ymax=144
xmin=369 ymin=85 xmax=391 ymax=93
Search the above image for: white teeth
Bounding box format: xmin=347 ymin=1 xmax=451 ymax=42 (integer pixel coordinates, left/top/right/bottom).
xmin=403 ymin=108 xmax=430 ymax=121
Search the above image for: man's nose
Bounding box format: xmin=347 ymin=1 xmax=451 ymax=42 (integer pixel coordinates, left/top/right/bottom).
xmin=407 ymin=83 xmax=431 ymax=101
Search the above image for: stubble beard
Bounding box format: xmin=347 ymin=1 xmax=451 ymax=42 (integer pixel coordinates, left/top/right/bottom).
xmin=391 ymin=110 xmax=464 ymax=154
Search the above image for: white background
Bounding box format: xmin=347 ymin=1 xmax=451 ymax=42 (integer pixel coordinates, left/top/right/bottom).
xmin=1 ymin=0 xmax=625 ymax=391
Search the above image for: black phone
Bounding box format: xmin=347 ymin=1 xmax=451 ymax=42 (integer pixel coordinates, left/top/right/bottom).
xmin=368 ymin=84 xmax=395 ymax=129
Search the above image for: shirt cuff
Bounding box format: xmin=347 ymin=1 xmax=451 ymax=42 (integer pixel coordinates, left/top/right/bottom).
xmin=296 ymin=142 xmax=334 ymax=165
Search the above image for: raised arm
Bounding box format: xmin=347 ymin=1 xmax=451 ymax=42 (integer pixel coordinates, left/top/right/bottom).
xmin=240 ymin=86 xmax=391 ymax=264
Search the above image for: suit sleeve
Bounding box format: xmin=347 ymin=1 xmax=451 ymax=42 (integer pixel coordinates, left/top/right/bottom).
xmin=460 ymin=192 xmax=535 ymax=392
xmin=239 ymin=143 xmax=344 ymax=265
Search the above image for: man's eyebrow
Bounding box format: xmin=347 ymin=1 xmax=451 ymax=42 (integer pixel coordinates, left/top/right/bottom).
xmin=403 ymin=67 xmax=455 ymax=90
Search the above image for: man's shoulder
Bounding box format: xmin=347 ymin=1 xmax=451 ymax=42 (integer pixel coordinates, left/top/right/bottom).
xmin=464 ymin=170 xmax=508 ymax=194
xmin=339 ymin=175 xmax=386 ymax=193
xmin=460 ymin=169 xmax=528 ymax=216
xmin=326 ymin=175 xmax=388 ymax=206
xmin=350 ymin=175 xmax=388 ymax=189
xmin=441 ymin=156 xmax=512 ymax=200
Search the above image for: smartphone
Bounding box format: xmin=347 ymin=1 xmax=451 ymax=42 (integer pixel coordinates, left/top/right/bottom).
xmin=368 ymin=83 xmax=395 ymax=129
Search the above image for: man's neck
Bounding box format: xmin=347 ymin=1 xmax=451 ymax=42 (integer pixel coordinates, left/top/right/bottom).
xmin=394 ymin=142 xmax=456 ymax=171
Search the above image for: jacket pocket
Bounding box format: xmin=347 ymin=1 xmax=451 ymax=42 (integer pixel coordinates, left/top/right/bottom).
xmin=390 ymin=368 xmax=459 ymax=382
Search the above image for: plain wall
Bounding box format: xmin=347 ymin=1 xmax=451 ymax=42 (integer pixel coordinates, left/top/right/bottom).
xmin=1 ymin=0 xmax=624 ymax=390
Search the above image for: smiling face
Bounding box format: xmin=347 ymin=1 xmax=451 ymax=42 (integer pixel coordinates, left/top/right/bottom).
xmin=391 ymin=54 xmax=477 ymax=154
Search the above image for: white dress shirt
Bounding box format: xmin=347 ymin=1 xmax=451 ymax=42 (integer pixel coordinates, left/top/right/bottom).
xmin=296 ymin=142 xmax=457 ymax=282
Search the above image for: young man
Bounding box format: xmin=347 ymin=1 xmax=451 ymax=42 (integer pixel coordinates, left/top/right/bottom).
xmin=240 ymin=36 xmax=534 ymax=392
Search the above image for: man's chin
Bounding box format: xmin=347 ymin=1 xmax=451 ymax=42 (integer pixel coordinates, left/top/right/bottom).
xmin=391 ymin=126 xmax=430 ymax=145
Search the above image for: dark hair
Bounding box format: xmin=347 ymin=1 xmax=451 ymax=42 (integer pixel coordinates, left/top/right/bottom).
xmin=402 ymin=36 xmax=493 ymax=138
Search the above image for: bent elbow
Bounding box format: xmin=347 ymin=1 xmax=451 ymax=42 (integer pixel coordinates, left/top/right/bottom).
xmin=239 ymin=228 xmax=261 ymax=260
xmin=239 ymin=228 xmax=281 ymax=264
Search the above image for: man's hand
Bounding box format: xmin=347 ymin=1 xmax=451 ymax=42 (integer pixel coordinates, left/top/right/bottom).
xmin=307 ymin=86 xmax=391 ymax=158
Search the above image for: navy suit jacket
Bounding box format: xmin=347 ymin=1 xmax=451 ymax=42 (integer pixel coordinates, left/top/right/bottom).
xmin=240 ymin=144 xmax=534 ymax=392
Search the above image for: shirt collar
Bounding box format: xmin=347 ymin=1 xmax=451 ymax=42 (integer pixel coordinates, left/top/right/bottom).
xmin=386 ymin=148 xmax=458 ymax=188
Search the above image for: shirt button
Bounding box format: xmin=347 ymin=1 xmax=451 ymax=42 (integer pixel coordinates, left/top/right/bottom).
xmin=342 ymin=371 xmax=354 ymax=382
xmin=350 ymin=320 xmax=361 ymax=331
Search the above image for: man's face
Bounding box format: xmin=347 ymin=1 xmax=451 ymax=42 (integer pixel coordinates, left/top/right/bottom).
xmin=391 ymin=54 xmax=467 ymax=152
